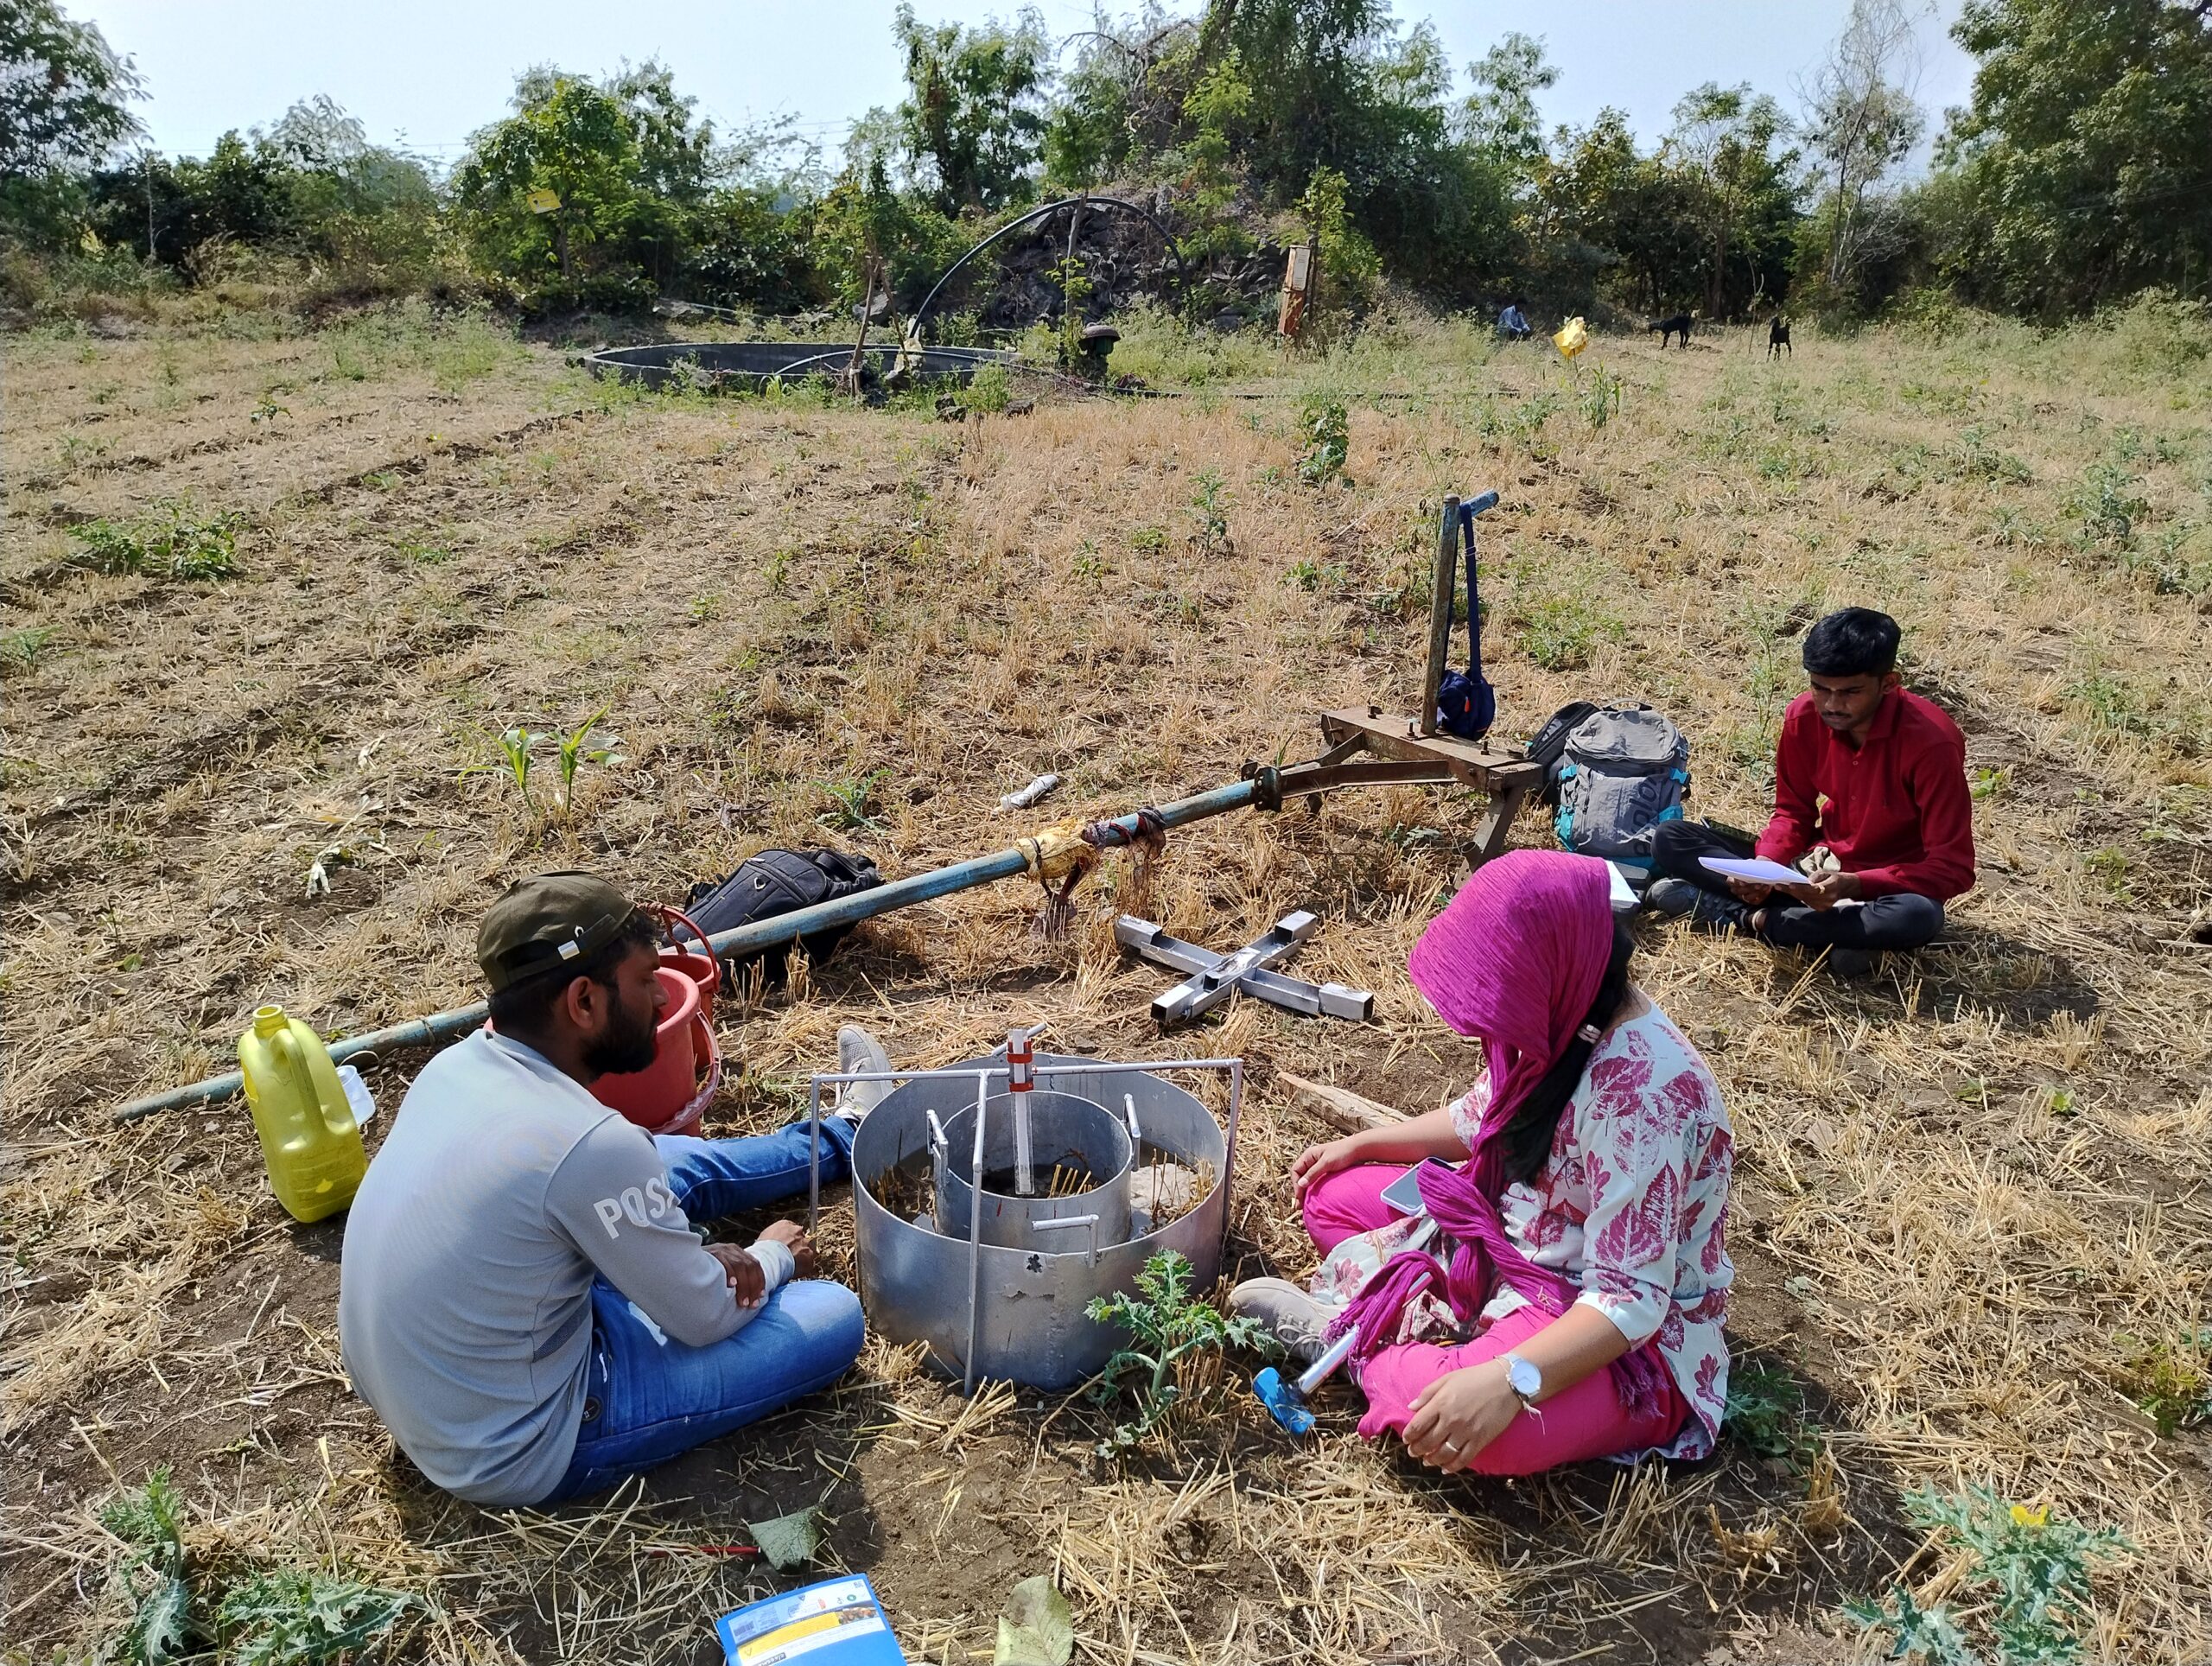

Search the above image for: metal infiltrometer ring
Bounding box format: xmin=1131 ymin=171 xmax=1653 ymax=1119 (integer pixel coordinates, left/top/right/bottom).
xmin=843 ymin=1052 xmax=1236 ymax=1392
xmin=935 ymin=1091 xmax=1134 ymax=1251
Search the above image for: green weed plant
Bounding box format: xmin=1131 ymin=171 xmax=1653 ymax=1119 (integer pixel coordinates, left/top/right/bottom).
xmin=2113 ymin=1326 xmax=2212 ymax=1436
xmin=216 ymin=1572 xmax=413 ymax=1666
xmin=1084 ymin=1250 xmax=1274 ymax=1456
xmin=1847 ymin=1486 xmax=2126 ymax=1666
xmin=100 ymin=1468 xmax=193 ymax=1664
xmin=1298 ymin=393 xmax=1350 ymax=485
xmin=71 ymin=502 xmax=242 ymax=581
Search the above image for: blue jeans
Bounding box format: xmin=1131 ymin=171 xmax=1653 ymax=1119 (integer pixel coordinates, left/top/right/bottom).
xmin=546 ymin=1117 xmax=864 ymax=1503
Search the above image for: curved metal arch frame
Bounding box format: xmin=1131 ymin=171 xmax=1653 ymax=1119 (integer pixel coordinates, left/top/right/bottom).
xmin=909 ymin=194 xmax=1190 ymax=345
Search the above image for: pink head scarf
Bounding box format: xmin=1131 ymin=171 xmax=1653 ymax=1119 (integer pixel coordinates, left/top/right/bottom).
xmin=1406 ymin=849 xmax=1614 ymax=1139
xmin=1327 ymin=849 xmax=1669 ymax=1419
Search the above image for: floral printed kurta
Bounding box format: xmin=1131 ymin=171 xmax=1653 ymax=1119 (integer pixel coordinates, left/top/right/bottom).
xmin=1313 ymin=1002 xmax=1733 ymax=1460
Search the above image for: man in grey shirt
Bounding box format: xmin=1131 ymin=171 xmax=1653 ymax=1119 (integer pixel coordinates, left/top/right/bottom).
xmin=339 ymin=872 xmax=881 ymax=1505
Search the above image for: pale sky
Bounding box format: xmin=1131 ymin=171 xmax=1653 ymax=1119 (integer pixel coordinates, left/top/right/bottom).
xmin=78 ymin=1 xmax=1979 ymax=173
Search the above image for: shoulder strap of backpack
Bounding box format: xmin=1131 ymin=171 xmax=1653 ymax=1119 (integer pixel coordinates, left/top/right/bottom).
xmin=1456 ymin=493 xmax=1497 ymax=683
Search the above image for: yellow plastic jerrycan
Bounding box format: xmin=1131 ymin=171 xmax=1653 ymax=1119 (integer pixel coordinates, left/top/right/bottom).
xmin=237 ymin=1005 xmax=366 ymax=1222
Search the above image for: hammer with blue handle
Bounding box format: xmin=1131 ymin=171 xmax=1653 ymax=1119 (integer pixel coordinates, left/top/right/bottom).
xmin=1252 ymin=1215 xmax=1438 ymax=1434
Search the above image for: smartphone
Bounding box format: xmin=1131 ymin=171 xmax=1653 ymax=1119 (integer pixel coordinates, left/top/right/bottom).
xmin=1380 ymin=1157 xmax=1460 ymax=1218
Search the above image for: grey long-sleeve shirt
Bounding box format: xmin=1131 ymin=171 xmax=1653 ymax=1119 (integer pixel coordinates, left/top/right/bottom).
xmin=338 ymin=1029 xmax=742 ymax=1505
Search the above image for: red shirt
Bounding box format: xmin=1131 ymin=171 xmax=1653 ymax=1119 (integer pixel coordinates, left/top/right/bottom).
xmin=1755 ymin=689 xmax=1975 ymax=901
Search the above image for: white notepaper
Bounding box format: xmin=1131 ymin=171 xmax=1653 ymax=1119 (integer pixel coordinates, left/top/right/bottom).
xmin=1699 ymin=855 xmax=1808 ymax=887
xmin=1606 ymin=862 xmax=1637 ymax=912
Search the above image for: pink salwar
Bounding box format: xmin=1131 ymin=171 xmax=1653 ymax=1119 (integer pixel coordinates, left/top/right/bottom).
xmin=1302 ymin=1162 xmax=1688 ymax=1474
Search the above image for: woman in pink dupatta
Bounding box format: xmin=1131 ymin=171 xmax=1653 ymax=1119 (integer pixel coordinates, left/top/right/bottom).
xmin=1231 ymin=850 xmax=1733 ymax=1474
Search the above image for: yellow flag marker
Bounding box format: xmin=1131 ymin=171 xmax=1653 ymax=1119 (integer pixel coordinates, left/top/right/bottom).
xmin=1553 ymin=316 xmax=1589 ymax=359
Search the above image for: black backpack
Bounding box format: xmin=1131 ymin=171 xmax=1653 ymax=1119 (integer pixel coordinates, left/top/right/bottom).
xmin=683 ymin=848 xmax=882 ymax=985
xmin=1525 ymin=700 xmax=1601 ymax=806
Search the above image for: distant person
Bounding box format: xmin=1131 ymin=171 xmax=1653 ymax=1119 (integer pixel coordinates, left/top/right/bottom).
xmin=1497 ymin=302 xmax=1533 ymax=340
xmin=340 ymin=872 xmax=891 ymax=1506
xmin=1646 ymin=608 xmax=1975 ymax=974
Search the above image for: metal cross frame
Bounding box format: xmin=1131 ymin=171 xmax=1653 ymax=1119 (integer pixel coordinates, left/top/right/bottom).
xmin=1116 ymin=911 xmax=1376 ymax=1028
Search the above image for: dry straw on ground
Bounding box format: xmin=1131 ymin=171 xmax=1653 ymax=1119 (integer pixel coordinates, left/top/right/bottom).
xmin=3 ymin=299 xmax=2208 ymax=1662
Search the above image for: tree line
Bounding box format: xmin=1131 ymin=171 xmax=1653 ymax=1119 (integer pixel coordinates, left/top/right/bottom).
xmin=4 ymin=0 xmax=2209 ymax=329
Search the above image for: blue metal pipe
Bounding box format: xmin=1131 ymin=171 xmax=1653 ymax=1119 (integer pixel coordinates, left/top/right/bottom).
xmin=112 ymin=777 xmax=1262 ymax=1122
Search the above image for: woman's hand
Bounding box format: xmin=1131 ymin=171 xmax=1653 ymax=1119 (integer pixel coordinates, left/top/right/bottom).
xmin=1402 ymin=1361 xmax=1524 ymax=1473
xmin=1290 ymin=1135 xmax=1366 ymax=1200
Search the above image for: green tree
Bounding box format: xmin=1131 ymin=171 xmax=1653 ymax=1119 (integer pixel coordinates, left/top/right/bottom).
xmin=1939 ymin=0 xmax=2212 ymax=314
xmin=455 ymin=72 xmax=642 ymax=282
xmin=86 ymin=131 xmax=296 ymax=267
xmin=891 ymin=3 xmax=1052 ymax=214
xmin=1462 ymin=30 xmax=1556 ymax=185
xmin=0 ymin=0 xmax=144 ymax=245
xmin=1802 ymin=0 xmax=1924 ymax=297
xmin=1667 ymin=83 xmax=1802 ymax=317
xmin=264 ymin=98 xmax=442 ymax=278
xmin=1535 ymin=109 xmax=1703 ymax=315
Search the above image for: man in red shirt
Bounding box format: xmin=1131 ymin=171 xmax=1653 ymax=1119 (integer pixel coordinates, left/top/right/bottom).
xmin=1648 ymin=608 xmax=1974 ymax=973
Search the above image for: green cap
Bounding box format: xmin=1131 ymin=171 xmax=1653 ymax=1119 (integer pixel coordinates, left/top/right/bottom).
xmin=476 ymin=871 xmax=639 ymax=993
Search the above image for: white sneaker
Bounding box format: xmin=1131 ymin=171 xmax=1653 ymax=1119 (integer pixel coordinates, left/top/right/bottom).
xmin=832 ymin=1025 xmax=893 ymax=1123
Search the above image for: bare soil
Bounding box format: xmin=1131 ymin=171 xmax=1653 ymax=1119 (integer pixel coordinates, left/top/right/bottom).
xmin=3 ymin=308 xmax=2208 ymax=1663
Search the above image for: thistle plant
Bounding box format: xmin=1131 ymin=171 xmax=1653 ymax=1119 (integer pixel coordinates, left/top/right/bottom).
xmin=816 ymin=769 xmax=887 ymax=833
xmin=216 ymin=1570 xmax=413 ymax=1666
xmin=1085 ymin=1250 xmax=1275 ymax=1455
xmin=100 ymin=1468 xmax=193 ymax=1664
xmin=97 ymin=1470 xmax=415 ymax=1666
xmin=1846 ymin=1486 xmax=2127 ymax=1666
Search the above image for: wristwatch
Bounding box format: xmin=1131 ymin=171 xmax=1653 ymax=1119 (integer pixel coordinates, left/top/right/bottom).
xmin=1503 ymin=1352 xmax=1544 ymax=1414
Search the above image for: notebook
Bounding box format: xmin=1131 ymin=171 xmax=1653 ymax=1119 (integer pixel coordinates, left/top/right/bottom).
xmin=715 ymin=1575 xmax=907 ymax=1666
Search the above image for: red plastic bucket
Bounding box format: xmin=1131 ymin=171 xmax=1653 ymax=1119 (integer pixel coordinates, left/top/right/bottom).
xmin=654 ymin=902 xmax=721 ymax=1022
xmin=591 ymin=965 xmax=721 ymax=1138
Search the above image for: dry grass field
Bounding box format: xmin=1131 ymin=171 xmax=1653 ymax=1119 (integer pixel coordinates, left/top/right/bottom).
xmin=3 ymin=298 xmax=2209 ymax=1664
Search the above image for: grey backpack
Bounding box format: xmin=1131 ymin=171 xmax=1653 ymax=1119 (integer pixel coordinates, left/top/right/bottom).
xmin=1550 ymin=705 xmax=1690 ymax=871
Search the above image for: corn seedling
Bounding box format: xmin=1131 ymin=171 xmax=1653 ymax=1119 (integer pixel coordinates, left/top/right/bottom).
xmin=1 ymin=626 xmax=55 ymax=672
xmin=1084 ymin=1250 xmax=1276 ymax=1455
xmin=1845 ymin=1486 xmax=2126 ymax=1666
xmin=100 ymin=1468 xmax=194 ymax=1665
xmin=461 ymin=724 xmax=549 ymax=813
xmin=1580 ymin=367 xmax=1625 ymax=432
xmin=553 ymin=704 xmax=623 ymax=819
